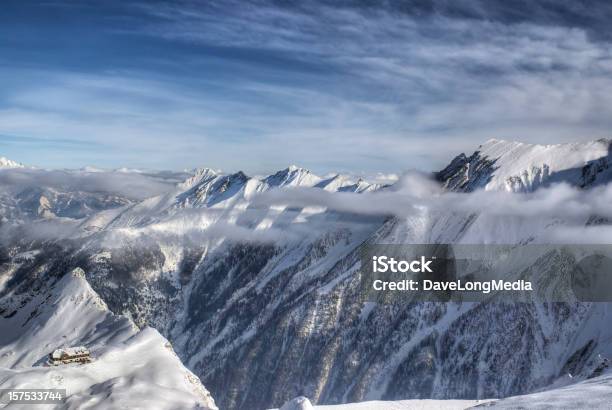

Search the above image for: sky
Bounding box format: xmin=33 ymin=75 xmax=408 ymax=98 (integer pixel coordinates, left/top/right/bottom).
xmin=2 ymin=0 xmax=612 ymax=175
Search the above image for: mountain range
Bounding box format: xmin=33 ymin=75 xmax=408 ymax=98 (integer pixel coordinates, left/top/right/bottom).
xmin=1 ymin=138 xmax=611 ymax=409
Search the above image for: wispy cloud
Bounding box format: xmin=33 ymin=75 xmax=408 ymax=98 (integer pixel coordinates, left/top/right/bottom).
xmin=2 ymin=1 xmax=612 ymax=172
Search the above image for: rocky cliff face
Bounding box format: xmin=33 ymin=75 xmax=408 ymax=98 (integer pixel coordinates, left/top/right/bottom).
xmin=1 ymin=140 xmax=612 ymax=410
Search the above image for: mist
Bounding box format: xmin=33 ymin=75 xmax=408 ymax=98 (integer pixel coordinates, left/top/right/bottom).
xmin=2 ymin=168 xmax=612 ymax=247
xmin=251 ymin=171 xmax=612 ymax=220
xmin=0 ymin=168 xmax=182 ymax=201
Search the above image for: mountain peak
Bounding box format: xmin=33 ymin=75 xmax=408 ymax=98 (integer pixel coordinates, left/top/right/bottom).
xmin=178 ymin=168 xmax=220 ymax=190
xmin=263 ymin=165 xmax=321 ymax=188
xmin=191 ymin=167 xmax=220 ymax=178
xmin=0 ymin=156 xmax=25 ymax=169
xmin=439 ymin=138 xmax=612 ymax=192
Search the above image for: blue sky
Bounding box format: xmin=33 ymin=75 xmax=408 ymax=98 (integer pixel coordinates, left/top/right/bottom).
xmin=2 ymin=0 xmax=612 ymax=174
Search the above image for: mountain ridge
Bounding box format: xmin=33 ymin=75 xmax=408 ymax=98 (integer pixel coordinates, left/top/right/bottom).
xmin=2 ymin=138 xmax=612 ymax=409
xmin=0 ymin=267 xmax=218 ymax=409
xmin=437 ymin=138 xmax=612 ymax=192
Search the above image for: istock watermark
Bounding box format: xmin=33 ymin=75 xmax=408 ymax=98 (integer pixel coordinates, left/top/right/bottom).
xmin=372 ymin=255 xmax=434 ymax=273
xmin=360 ymin=244 xmax=612 ymax=303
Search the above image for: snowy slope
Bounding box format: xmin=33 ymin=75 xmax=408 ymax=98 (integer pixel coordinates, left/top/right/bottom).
xmin=275 ymin=396 xmax=492 ymax=410
xmin=278 ymin=371 xmax=612 ymax=410
xmin=83 ymin=164 xmax=381 ymax=236
xmin=0 ymin=268 xmax=217 ymax=409
xmin=316 ymin=175 xmax=380 ymax=193
xmin=264 ymin=165 xmax=323 ymax=188
xmin=437 ymin=138 xmax=612 ymax=192
xmin=476 ymin=371 xmax=612 ymax=409
xmin=313 ymin=400 xmax=488 ymax=410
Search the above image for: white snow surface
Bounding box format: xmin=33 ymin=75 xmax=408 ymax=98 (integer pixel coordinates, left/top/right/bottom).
xmin=275 ymin=372 xmax=612 ymax=410
xmin=476 ymin=138 xmax=610 ymax=191
xmin=280 ymin=396 xmax=314 ymax=410
xmin=264 ymin=165 xmax=323 ymax=188
xmin=274 ymin=398 xmax=492 ymax=410
xmin=477 ymin=371 xmax=612 ymax=409
xmin=0 ymin=268 xmax=217 ymax=409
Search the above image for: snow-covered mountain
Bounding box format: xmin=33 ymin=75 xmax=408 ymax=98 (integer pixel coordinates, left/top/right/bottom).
xmin=0 ymin=267 xmax=217 ymax=409
xmin=264 ymin=165 xmax=323 ymax=188
xmin=1 ymin=139 xmax=612 ymax=409
xmin=0 ymin=156 xmax=24 ymax=169
xmin=0 ymin=166 xmax=191 ymax=223
xmin=437 ymin=138 xmax=611 ymax=192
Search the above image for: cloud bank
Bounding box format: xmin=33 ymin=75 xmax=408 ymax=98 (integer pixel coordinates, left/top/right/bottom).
xmin=0 ymin=168 xmax=184 ymax=201
xmin=249 ymin=172 xmax=612 ymax=243
xmin=2 ymin=166 xmax=612 ymax=247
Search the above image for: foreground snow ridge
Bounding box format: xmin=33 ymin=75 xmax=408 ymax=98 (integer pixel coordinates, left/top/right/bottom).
xmin=276 ymin=373 xmax=612 ymax=410
xmin=0 ymin=268 xmax=217 ymax=410
xmin=280 ymin=396 xmax=314 ymax=410
xmin=275 ymin=396 xmax=491 ymax=410
xmin=477 ymin=371 xmax=612 ymax=409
